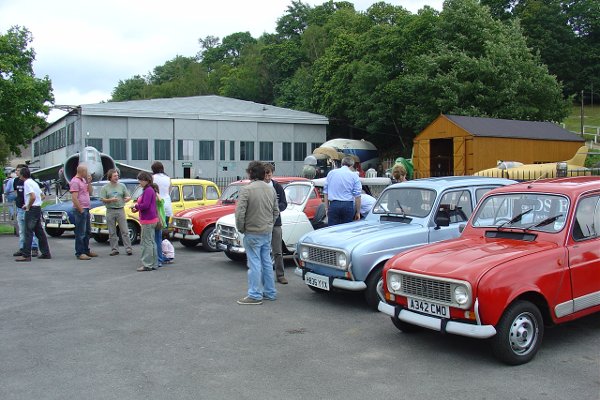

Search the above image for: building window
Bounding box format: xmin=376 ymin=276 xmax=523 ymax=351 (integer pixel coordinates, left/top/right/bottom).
xmin=311 ymin=142 xmax=320 ymax=152
xmin=110 ymin=139 xmax=127 ymax=160
xmin=220 ymin=140 xmax=226 ymax=161
xmin=229 ymin=141 xmax=235 ymax=161
xmin=294 ymin=142 xmax=306 ymax=161
xmin=282 ymin=142 xmax=292 ymax=161
xmin=178 ymin=139 xmax=194 ymax=160
xmin=131 ymin=139 xmax=148 ymax=160
xmin=67 ymin=123 xmax=75 ymax=145
xmin=199 ymin=140 xmax=215 ymax=160
xmin=85 ymin=138 xmax=103 ymax=152
xmin=240 ymin=141 xmax=254 ymax=161
xmin=259 ymin=142 xmax=273 ymax=161
xmin=154 ymin=139 xmax=171 ymax=160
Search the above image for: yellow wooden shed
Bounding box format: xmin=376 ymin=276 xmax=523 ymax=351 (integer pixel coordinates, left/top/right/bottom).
xmin=412 ymin=114 xmax=585 ymax=178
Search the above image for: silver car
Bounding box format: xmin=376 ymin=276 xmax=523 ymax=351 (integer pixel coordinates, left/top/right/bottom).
xmin=295 ymin=176 xmax=516 ymax=309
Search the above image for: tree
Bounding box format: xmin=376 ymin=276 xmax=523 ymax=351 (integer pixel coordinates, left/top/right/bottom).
xmin=111 ymin=75 xmax=149 ymax=101
xmin=0 ymin=26 xmax=53 ymax=160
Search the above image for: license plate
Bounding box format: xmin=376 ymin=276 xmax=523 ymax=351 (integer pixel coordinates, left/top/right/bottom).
xmin=407 ymin=298 xmax=450 ymax=319
xmin=305 ymin=272 xmax=330 ymax=291
xmin=49 ymin=219 xmax=62 ymax=224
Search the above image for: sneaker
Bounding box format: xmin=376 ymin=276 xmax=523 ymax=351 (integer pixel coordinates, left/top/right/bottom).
xmin=263 ymin=296 xmax=277 ymax=301
xmin=126 ymin=249 xmax=133 ymax=256
xmin=277 ymin=277 xmax=289 ymax=284
xmin=13 ymin=250 xmax=23 ymax=257
xmin=15 ymin=256 xmax=31 ymax=262
xmin=110 ymin=250 xmax=119 ymax=256
xmin=237 ymin=296 xmax=263 ymax=305
xmin=31 ymin=249 xmax=39 ymax=257
xmin=38 ymin=254 xmax=52 ymax=259
xmin=78 ymin=254 xmax=92 ymax=260
xmin=137 ymin=266 xmax=155 ymax=272
xmin=86 ymin=251 xmax=98 ymax=257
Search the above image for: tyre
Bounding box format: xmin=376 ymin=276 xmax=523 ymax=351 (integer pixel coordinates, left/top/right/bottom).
xmin=490 ymin=300 xmax=544 ymax=365
xmin=201 ymin=226 xmax=218 ymax=252
xmin=92 ymin=233 xmax=109 ymax=243
xmin=45 ymin=227 xmax=64 ymax=237
xmin=180 ymin=239 xmax=200 ymax=248
xmin=225 ymin=250 xmax=246 ymax=262
xmin=391 ymin=317 xmax=423 ymax=333
xmin=126 ymin=221 xmax=140 ymax=245
xmin=364 ymin=266 xmax=384 ymax=310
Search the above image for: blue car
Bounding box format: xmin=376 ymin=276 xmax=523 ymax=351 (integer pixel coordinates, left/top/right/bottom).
xmin=295 ymin=176 xmax=516 ymax=309
xmin=42 ymin=179 xmax=138 ymax=237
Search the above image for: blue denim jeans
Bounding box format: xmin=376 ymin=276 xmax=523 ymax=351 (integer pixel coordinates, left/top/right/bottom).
xmin=327 ymin=200 xmax=355 ymax=226
xmin=17 ymin=207 xmax=38 ymax=250
xmin=243 ymin=232 xmax=276 ymax=300
xmin=72 ymin=208 xmax=91 ymax=257
xmin=22 ymin=206 xmax=50 ymax=257
xmin=154 ymin=227 xmax=164 ymax=266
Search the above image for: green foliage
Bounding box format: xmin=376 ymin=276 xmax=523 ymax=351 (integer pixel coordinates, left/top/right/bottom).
xmin=109 ymin=0 xmax=577 ymax=156
xmin=0 ymin=26 xmax=53 ymax=157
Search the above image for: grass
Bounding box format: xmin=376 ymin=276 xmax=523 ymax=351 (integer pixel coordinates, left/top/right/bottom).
xmin=563 ymin=105 xmax=600 ymax=134
xmin=0 ymin=223 xmax=15 ymax=235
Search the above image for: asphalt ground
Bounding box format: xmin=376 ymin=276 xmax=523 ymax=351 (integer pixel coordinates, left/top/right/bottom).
xmin=1 ymin=232 xmax=599 ymax=400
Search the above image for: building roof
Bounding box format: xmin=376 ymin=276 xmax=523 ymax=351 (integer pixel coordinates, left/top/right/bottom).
xmin=79 ymin=95 xmax=328 ymax=125
xmin=445 ymin=114 xmax=583 ymax=142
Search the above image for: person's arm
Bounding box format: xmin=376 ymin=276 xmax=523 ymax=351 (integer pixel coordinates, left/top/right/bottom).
xmin=25 ymin=192 xmax=35 ymax=210
xmin=235 ymin=188 xmax=248 ymax=233
xmin=276 ymin=183 xmax=287 ymax=212
xmin=71 ymin=185 xmax=83 ymax=213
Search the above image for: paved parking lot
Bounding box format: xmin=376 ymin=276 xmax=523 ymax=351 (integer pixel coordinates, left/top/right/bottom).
xmin=1 ymin=233 xmax=599 ymax=400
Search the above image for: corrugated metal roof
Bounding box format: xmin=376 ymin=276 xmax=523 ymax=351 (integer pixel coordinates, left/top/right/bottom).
xmin=80 ymin=95 xmax=328 ymax=124
xmin=445 ymin=114 xmax=583 ymax=142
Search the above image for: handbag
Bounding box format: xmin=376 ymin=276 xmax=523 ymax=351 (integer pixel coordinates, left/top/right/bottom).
xmin=156 ymin=197 xmax=166 ymax=230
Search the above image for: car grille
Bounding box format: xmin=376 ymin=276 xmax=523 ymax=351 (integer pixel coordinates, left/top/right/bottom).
xmin=91 ymin=214 xmax=105 ymax=224
xmin=219 ymin=225 xmax=237 ymax=239
xmin=172 ymin=217 xmax=191 ymax=230
xmin=400 ymin=274 xmax=452 ymax=303
xmin=46 ymin=211 xmax=66 ymax=220
xmin=304 ymin=246 xmax=340 ymax=268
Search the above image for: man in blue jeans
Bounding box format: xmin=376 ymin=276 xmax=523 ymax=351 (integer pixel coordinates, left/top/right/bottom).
xmin=70 ymin=165 xmax=98 ymax=260
xmin=323 ymin=156 xmax=362 ymax=226
xmin=12 ymin=172 xmax=39 ymax=257
xmin=235 ymin=161 xmax=279 ymax=305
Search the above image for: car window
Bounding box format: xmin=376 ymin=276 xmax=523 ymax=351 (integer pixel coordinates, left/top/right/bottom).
xmin=476 ymin=187 xmax=499 ymax=203
xmin=472 ymin=193 xmax=569 ymax=232
xmin=170 ymin=186 xmax=180 ymax=202
xmin=437 ymin=189 xmax=472 ymax=223
xmin=373 ymin=188 xmax=436 ymax=218
xmin=183 ymin=185 xmax=204 ymax=201
xmin=285 ymin=184 xmax=311 ymax=205
xmin=221 ymin=184 xmax=243 ymax=201
xmin=206 ymin=186 xmax=219 ymax=200
xmin=572 ymin=195 xmax=600 ymax=241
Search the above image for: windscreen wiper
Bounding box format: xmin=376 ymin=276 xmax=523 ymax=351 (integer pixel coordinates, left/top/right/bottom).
xmin=522 ymin=214 xmax=563 ymax=231
xmin=497 ymin=208 xmax=533 ymax=230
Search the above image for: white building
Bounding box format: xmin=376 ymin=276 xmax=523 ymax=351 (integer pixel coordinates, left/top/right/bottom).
xmin=33 ymin=95 xmax=328 ymax=179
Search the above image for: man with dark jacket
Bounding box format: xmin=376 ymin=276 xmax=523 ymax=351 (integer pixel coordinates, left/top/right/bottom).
xmin=264 ymin=163 xmax=288 ymax=284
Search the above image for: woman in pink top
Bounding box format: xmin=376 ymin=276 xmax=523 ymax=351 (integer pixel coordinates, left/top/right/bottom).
xmin=131 ymin=172 xmax=158 ymax=271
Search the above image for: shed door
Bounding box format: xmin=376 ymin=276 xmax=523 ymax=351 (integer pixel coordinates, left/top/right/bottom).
xmin=453 ymin=137 xmax=466 ymax=176
xmin=415 ymin=140 xmax=430 ymax=178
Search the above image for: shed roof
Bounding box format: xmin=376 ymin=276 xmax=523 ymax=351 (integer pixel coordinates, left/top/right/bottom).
xmin=80 ymin=95 xmax=328 ymax=125
xmin=445 ymin=114 xmax=583 ymax=142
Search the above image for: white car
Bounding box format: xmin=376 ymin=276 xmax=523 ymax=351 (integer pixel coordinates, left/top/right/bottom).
xmin=214 ymin=180 xmax=325 ymax=262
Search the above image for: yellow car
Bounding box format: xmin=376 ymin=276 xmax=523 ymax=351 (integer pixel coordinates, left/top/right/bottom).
xmin=90 ymin=178 xmax=220 ymax=244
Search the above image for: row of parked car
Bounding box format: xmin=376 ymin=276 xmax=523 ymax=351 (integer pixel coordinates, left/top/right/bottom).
xmin=41 ymin=174 xmax=600 ymax=365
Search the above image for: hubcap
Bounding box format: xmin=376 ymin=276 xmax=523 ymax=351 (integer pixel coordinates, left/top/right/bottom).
xmin=508 ymin=312 xmax=538 ymax=355
xmin=208 ymin=231 xmax=217 ymax=250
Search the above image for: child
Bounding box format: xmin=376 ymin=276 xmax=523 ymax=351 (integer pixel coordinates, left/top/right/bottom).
xmin=161 ymin=230 xmax=175 ymax=264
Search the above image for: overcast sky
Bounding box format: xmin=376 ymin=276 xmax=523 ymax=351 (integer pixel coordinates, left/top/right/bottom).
xmin=0 ymin=0 xmax=443 ymax=122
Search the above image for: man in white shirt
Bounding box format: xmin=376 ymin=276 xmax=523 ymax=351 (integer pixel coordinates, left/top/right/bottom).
xmin=15 ymin=167 xmax=51 ymax=262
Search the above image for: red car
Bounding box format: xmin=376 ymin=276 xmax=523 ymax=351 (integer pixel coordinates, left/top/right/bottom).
xmin=171 ymin=177 xmax=322 ymax=251
xmin=379 ymin=176 xmax=600 ymax=365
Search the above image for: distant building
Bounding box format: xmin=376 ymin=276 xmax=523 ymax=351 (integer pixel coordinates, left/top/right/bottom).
xmin=412 ymin=114 xmax=584 ymax=178
xmin=31 ymin=96 xmax=328 ymax=179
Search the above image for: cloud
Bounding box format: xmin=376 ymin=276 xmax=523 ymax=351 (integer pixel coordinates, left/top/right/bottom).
xmin=0 ymin=0 xmax=442 ymax=123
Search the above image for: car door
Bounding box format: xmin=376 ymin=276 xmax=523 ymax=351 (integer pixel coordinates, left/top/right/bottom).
xmin=567 ymin=194 xmax=600 ymax=313
xmin=428 ymin=188 xmax=473 ymax=243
